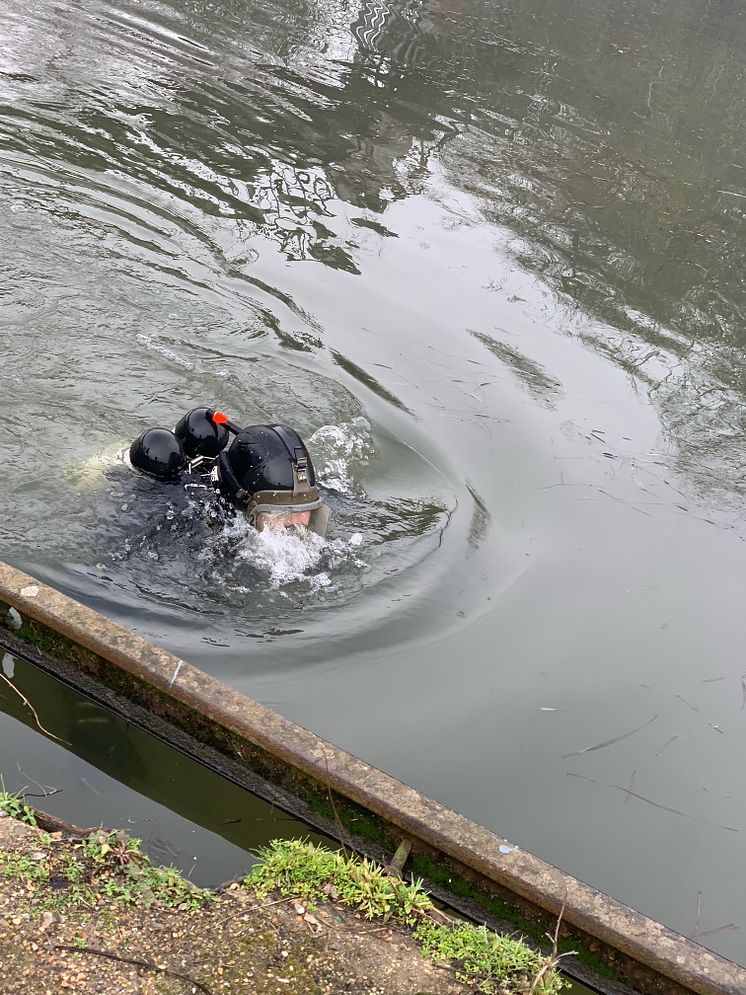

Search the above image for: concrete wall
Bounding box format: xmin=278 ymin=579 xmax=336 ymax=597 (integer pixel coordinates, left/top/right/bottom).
xmin=1 ymin=561 xmax=743 ymax=995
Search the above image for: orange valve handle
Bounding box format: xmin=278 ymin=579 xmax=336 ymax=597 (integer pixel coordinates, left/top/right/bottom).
xmin=207 ymin=409 xmax=241 ymax=435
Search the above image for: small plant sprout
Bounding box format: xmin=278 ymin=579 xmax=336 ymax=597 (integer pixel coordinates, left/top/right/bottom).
xmin=0 ymin=784 xmax=38 ymax=827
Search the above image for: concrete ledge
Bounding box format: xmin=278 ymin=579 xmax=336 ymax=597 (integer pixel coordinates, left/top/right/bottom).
xmin=1 ymin=561 xmax=744 ymax=995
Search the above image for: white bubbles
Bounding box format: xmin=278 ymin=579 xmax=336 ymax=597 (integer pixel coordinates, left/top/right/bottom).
xmin=136 ymin=333 xmax=195 ymax=370
xmin=202 ymin=509 xmax=365 ymax=591
xmin=244 ymin=526 xmax=329 ymax=590
xmin=310 ymin=417 xmax=373 ymax=495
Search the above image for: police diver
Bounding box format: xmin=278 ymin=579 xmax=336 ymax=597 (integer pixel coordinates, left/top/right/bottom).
xmin=128 ymin=407 xmax=331 ymax=537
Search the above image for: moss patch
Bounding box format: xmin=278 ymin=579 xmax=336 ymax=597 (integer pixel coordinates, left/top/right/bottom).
xmin=410 ymin=851 xmax=618 ymax=982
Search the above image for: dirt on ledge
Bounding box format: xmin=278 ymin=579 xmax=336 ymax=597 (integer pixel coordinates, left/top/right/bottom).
xmin=0 ymin=814 xmax=470 ymax=995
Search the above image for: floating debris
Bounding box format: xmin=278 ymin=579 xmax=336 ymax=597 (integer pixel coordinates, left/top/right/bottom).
xmin=567 ymin=772 xmax=739 ymax=832
xmin=561 ymin=714 xmax=658 ymax=759
xmin=656 ymin=735 xmax=681 ymax=757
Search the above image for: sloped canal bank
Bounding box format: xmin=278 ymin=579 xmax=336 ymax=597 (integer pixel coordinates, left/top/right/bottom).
xmin=0 ymin=808 xmax=564 ymax=995
xmin=2 ymin=564 xmax=745 ymax=995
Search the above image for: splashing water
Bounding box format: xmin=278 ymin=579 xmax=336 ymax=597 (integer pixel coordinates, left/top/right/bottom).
xmin=310 ymin=418 xmax=373 ymax=495
xmin=240 ymin=523 xmax=331 ymax=590
xmin=201 ymin=506 xmax=365 ymax=591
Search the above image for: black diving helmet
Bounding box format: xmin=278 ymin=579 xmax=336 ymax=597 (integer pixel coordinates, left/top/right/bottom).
xmin=130 ymin=407 xmax=230 ymax=480
xmin=211 ymin=424 xmax=331 ymax=537
xmin=129 ymin=427 xmax=186 ymax=481
xmin=175 ymin=406 xmax=230 ymax=464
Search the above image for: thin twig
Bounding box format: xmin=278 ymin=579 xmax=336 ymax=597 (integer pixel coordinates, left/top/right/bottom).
xmin=548 ymin=900 xmax=568 ymax=958
xmin=656 ymin=735 xmax=680 ymax=757
xmin=15 ymin=764 xmax=61 ymax=799
xmin=54 ymin=945 xmax=214 ymax=995
xmin=567 ymin=772 xmax=739 ymax=832
xmin=694 ymin=890 xmax=703 ymax=937
xmin=529 ymin=897 xmax=576 ymax=995
xmin=196 ymin=896 xmax=295 ymax=943
xmin=561 ymin=714 xmax=657 ymax=759
xmin=695 ymin=923 xmax=739 ymax=939
xmin=0 ymin=674 xmax=70 ymax=744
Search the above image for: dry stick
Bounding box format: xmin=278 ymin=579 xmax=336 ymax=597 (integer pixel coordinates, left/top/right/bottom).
xmin=529 ymin=897 xmax=576 ymax=995
xmin=54 ymin=945 xmax=214 ymax=995
xmin=0 ymin=673 xmax=70 ymax=744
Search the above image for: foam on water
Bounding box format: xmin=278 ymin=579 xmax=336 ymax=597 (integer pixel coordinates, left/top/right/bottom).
xmin=136 ymin=333 xmax=195 ymax=370
xmin=250 ymin=529 xmax=331 ymax=590
xmin=67 ymin=446 xmax=131 ymax=491
xmin=229 ymin=515 xmax=329 ymax=590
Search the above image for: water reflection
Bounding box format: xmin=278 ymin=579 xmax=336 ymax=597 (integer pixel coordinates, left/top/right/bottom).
xmin=2 ymin=0 xmax=746 ymax=969
xmin=0 ymin=653 xmax=328 ymax=885
xmin=471 ymin=331 xmax=562 ymax=408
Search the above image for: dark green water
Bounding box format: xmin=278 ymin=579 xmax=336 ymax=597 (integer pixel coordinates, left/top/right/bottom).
xmin=0 ymin=652 xmax=325 ymax=885
xmin=1 ymin=0 xmax=745 ymax=966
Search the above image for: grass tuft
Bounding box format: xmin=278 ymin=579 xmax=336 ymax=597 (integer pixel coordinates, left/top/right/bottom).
xmin=246 ymin=839 xmax=567 ymax=994
xmin=0 ymin=788 xmax=38 ymax=827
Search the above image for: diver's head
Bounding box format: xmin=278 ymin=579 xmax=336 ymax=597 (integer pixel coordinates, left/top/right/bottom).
xmin=212 ymin=424 xmax=330 ymax=536
xmin=129 ymin=428 xmax=186 ymax=481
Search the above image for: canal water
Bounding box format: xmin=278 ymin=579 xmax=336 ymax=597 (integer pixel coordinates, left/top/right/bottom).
xmin=0 ymin=652 xmax=328 ymax=886
xmin=1 ymin=0 xmax=745 ymax=966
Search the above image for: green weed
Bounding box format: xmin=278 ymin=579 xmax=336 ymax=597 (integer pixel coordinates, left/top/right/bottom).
xmin=0 ymin=788 xmax=38 ymax=827
xmin=416 ymin=919 xmax=559 ymax=994
xmin=246 ymin=840 xmax=567 ymax=995
xmin=248 ymin=838 xmax=430 ymax=923
xmin=0 ymin=850 xmax=49 ymax=885
xmin=1 ymin=798 xmax=210 ymax=913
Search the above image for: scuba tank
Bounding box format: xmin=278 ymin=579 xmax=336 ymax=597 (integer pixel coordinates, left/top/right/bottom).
xmin=175 ymin=407 xmax=230 ymax=459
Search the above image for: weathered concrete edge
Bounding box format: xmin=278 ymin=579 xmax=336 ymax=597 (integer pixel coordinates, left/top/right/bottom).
xmin=0 ymin=562 xmax=742 ymax=995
